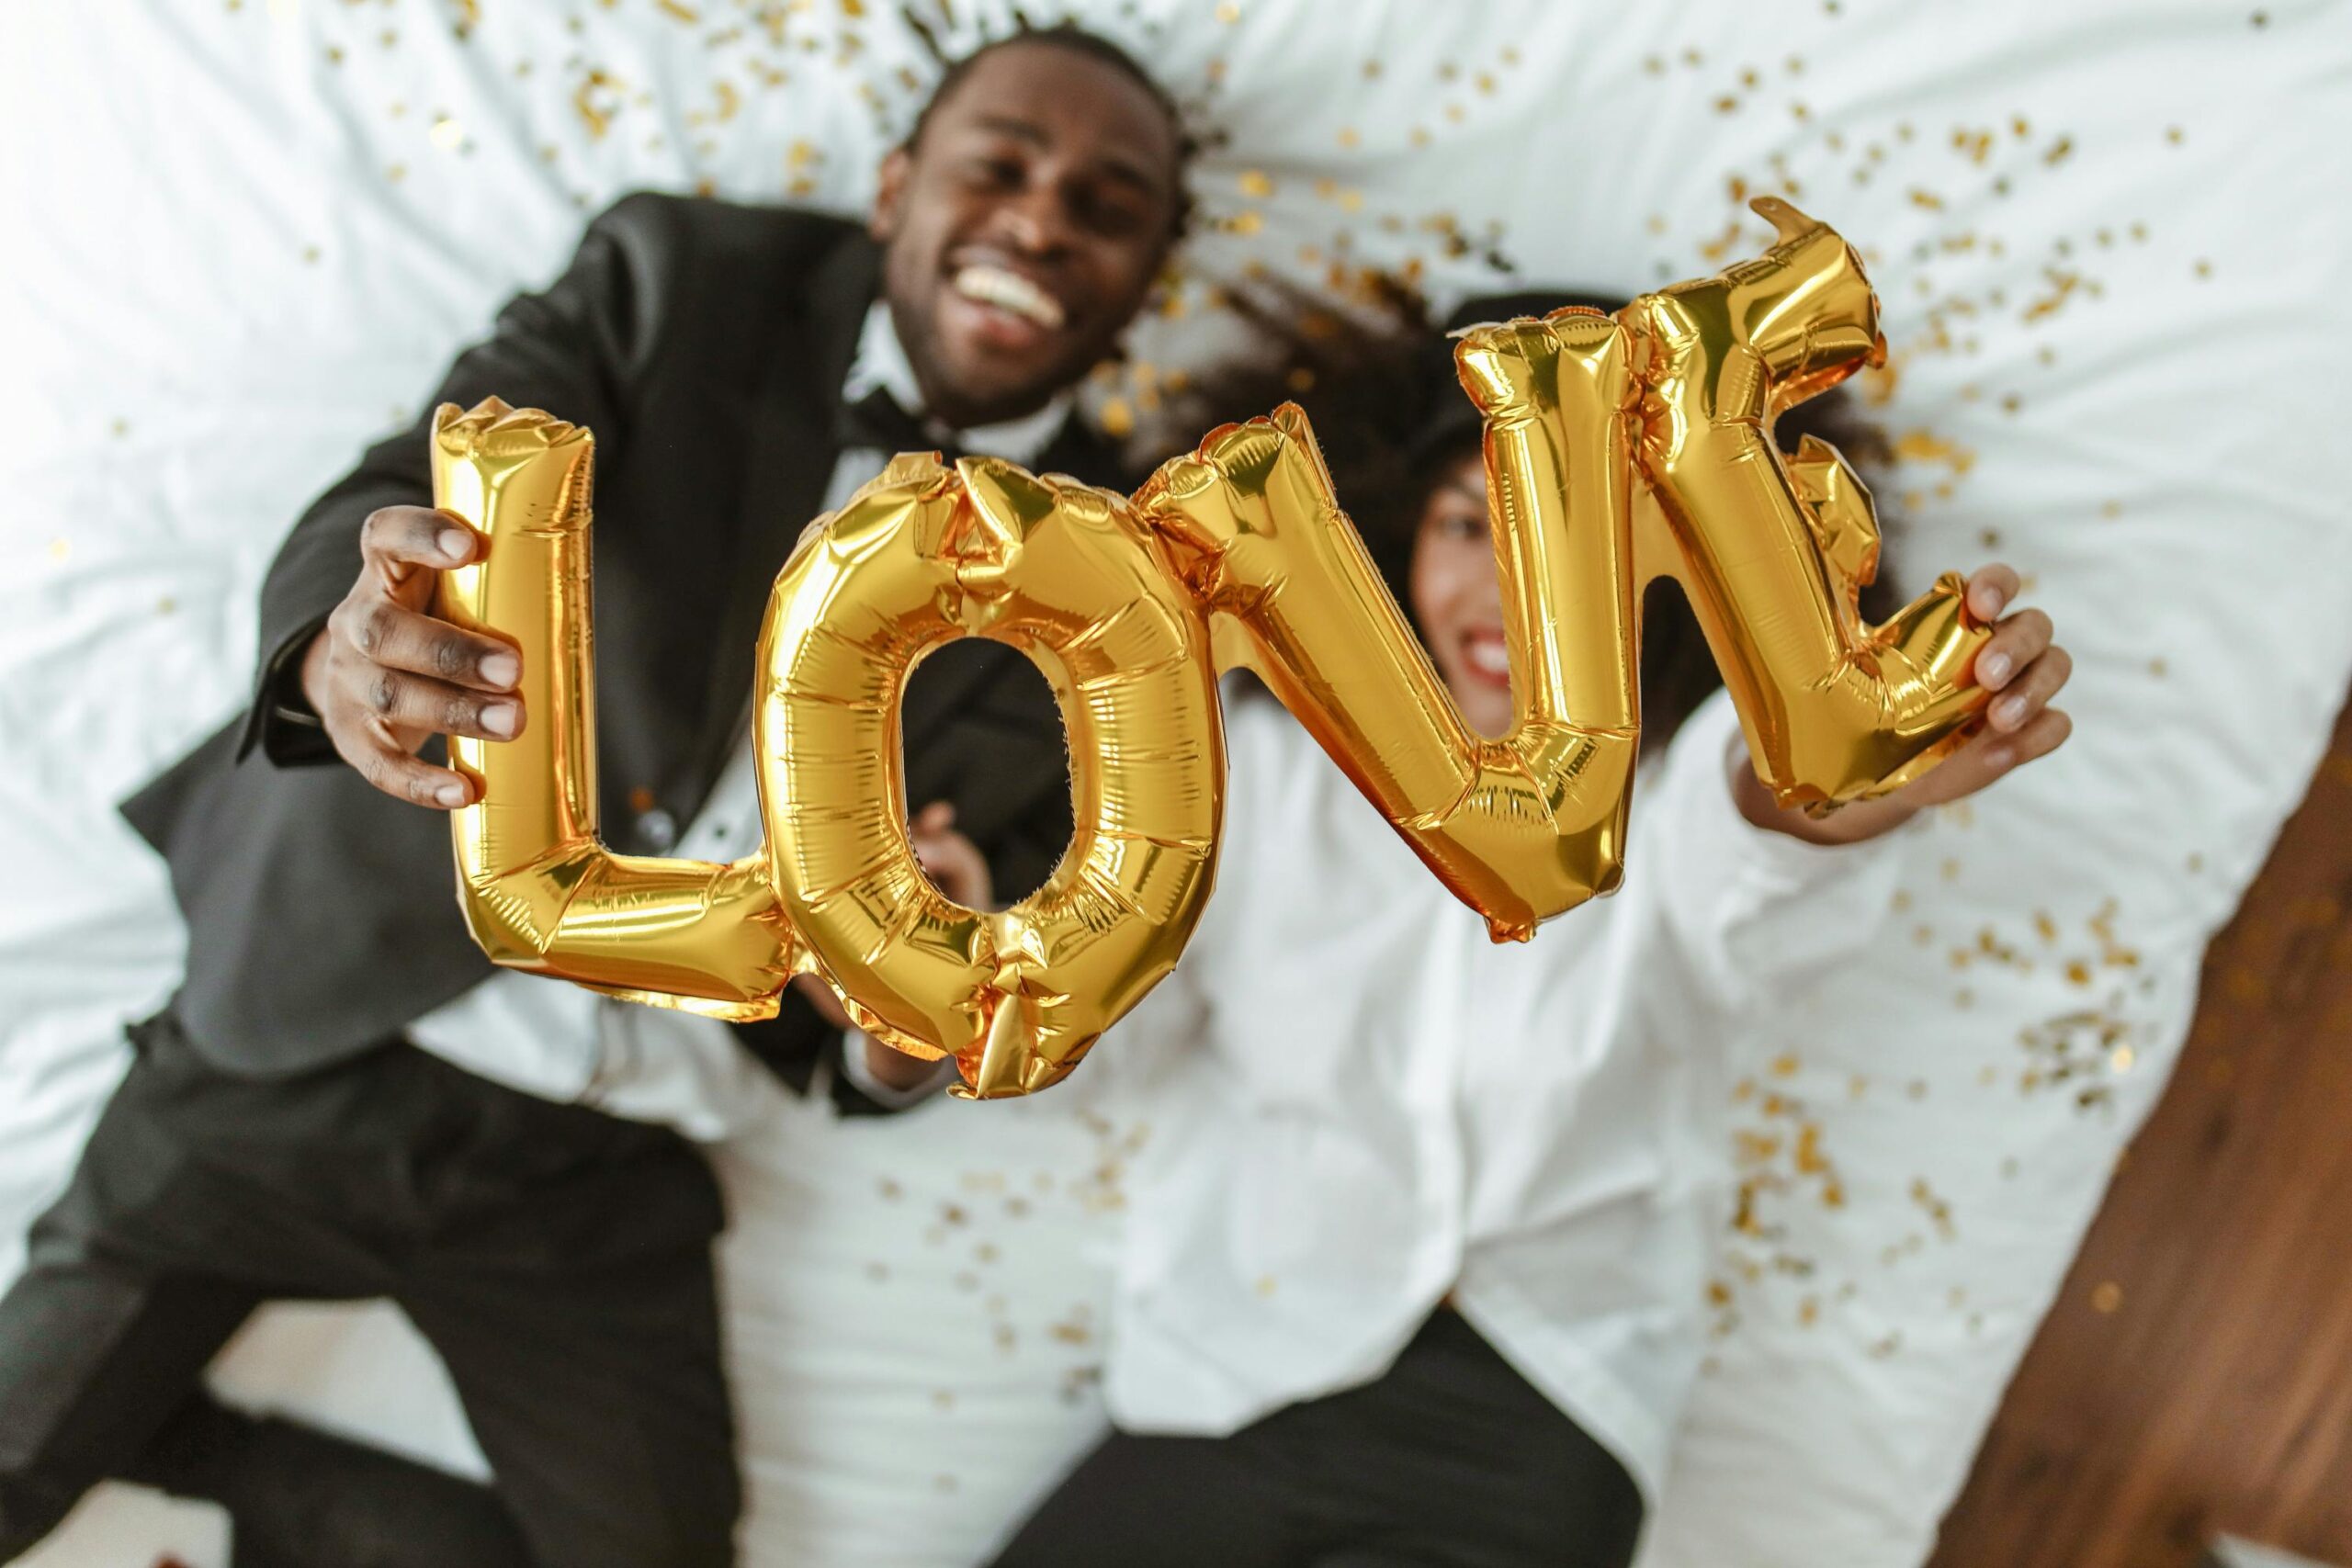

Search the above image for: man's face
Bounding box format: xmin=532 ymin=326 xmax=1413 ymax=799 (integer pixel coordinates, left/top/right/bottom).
xmin=871 ymin=40 xmax=1182 ymax=429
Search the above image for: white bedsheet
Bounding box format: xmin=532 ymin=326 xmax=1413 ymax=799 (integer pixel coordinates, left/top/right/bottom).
xmin=3 ymin=3 xmax=2347 ymax=1565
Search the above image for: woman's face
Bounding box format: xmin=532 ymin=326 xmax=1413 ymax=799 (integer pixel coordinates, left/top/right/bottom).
xmin=1408 ymin=451 xmax=1513 ymax=739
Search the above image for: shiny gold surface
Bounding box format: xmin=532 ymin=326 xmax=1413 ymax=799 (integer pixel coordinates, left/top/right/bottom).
xmin=1134 ymin=308 xmax=1642 ymax=942
xmin=433 ymin=398 xmax=795 ymax=1020
xmin=755 ymin=453 xmax=1222 ymax=1099
xmin=440 ymin=209 xmax=1997 ymax=1094
xmin=1626 ymin=197 xmax=1992 ymax=811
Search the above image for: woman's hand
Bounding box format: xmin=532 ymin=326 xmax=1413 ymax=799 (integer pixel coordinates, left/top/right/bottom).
xmin=1732 ymin=563 xmax=2073 ymax=846
xmin=789 ymin=801 xmax=994 ymax=1092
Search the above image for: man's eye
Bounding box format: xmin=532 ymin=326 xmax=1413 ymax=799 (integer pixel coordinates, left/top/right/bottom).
xmin=1074 ymin=191 xmax=1149 ymax=237
xmin=966 ymin=156 xmax=1023 ymax=187
xmin=1438 ymin=511 xmax=1487 ymax=541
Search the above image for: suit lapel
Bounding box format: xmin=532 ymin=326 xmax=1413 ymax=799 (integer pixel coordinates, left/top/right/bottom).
xmin=684 ymin=231 xmax=881 ymax=795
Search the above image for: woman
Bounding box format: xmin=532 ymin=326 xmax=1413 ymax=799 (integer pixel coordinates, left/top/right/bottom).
xmin=962 ymin=290 xmax=2073 ymax=1568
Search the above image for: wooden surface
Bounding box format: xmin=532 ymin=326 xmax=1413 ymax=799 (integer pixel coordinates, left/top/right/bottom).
xmin=1929 ymin=698 xmax=2352 ymax=1568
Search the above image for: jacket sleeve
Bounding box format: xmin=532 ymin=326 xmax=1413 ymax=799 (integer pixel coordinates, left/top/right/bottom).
xmin=240 ymin=192 xmax=682 ymax=764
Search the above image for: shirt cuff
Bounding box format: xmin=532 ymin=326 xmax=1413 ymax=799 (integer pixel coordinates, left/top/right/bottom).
xmin=238 ymin=615 xmax=339 ymax=767
xmin=1650 ymin=692 xmax=1913 ymax=996
xmin=835 ymin=1028 xmax=958 ymax=1110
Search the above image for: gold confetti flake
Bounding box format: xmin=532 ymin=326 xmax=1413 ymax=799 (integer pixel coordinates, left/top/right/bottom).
xmin=2090 ymin=1280 xmax=2123 ymax=1314
xmin=574 ymin=69 xmax=625 ymax=140
xmin=1336 ymin=126 xmax=1361 ymax=148
xmin=429 ymin=115 xmax=465 ymax=151
xmin=1216 ymin=1 xmax=1239 ymax=20
xmin=1237 ymin=169 xmax=1272 ymax=197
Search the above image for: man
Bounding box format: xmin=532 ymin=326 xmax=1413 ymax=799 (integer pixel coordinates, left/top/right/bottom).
xmin=0 ymin=24 xmax=1190 ymax=1568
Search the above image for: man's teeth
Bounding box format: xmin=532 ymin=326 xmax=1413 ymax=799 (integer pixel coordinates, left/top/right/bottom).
xmin=1464 ymin=635 xmax=1511 ymax=677
xmin=953 ymin=265 xmax=1067 ymax=330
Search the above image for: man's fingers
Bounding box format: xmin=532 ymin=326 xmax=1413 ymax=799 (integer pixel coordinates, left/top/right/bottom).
xmin=334 ymin=659 xmax=525 ymax=741
xmin=328 ymin=597 xmax=520 ymax=692
xmin=1986 ymin=645 xmax=2072 ymax=733
xmin=348 ymin=739 xmax=477 ymax=811
xmin=1972 ymin=608 xmax=2052 ymax=690
xmin=1965 ymin=562 xmax=2022 ymax=623
xmin=359 ymin=505 xmax=477 ymax=588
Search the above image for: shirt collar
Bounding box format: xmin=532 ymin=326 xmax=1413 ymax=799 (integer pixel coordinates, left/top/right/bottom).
xmin=842 ymin=300 xmax=1076 ymax=468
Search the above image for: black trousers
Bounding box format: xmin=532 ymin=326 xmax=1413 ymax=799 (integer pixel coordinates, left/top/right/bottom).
xmin=0 ymin=1011 xmax=739 ymax=1568
xmin=989 ymin=1309 xmax=1645 ymax=1568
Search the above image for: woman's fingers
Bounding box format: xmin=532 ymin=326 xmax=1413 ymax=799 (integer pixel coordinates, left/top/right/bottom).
xmin=1964 ymin=562 xmax=2021 ymax=623
xmin=1972 ymin=607 xmax=2052 ymax=691
xmin=1986 ymin=644 xmax=2072 ymax=733
xmin=1980 ymin=705 xmax=2073 ymax=774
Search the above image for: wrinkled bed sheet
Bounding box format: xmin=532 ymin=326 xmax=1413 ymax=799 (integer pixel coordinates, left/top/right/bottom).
xmin=2 ymin=3 xmax=2346 ymax=1564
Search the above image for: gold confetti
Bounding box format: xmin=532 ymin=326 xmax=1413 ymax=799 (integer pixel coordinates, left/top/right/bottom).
xmin=574 ymin=69 xmax=625 ymax=140
xmin=2090 ymin=1280 xmax=2123 ymax=1314
xmin=1238 ymin=169 xmax=1272 ymax=197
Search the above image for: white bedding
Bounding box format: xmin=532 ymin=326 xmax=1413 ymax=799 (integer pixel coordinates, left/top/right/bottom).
xmin=3 ymin=3 xmax=2348 ymax=1565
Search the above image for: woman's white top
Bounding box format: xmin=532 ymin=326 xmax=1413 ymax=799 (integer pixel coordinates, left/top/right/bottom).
xmin=1098 ymin=687 xmax=1907 ymax=1505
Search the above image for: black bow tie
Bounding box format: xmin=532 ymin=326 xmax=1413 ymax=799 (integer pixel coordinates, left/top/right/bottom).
xmin=835 ymin=387 xmax=964 ymax=466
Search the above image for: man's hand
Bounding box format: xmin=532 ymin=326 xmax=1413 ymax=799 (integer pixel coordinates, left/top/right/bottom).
xmin=1733 ymin=563 xmax=2074 ymax=845
xmin=790 ymin=801 xmax=994 ymax=1094
xmin=300 ymin=505 xmax=525 ymax=808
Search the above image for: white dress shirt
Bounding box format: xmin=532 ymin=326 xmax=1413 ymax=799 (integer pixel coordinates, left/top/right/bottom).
xmin=1096 ymin=686 xmax=1910 ymax=1507
xmin=404 ymin=302 xmax=1074 ymax=1138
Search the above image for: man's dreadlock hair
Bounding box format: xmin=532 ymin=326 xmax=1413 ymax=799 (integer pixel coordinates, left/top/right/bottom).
xmin=900 ymin=17 xmax=1198 ymax=243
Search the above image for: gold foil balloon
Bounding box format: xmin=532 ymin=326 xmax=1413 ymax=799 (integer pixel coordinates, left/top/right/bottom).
xmin=754 ymin=453 xmax=1222 ymax=1099
xmin=434 ymin=408 xmax=1220 ymax=1098
xmin=432 ymin=399 xmax=797 ymax=1019
xmin=1134 ymin=309 xmax=1642 ymax=942
xmin=437 ymin=202 xmax=1996 ymax=1096
xmin=1624 ymin=197 xmax=1991 ymax=809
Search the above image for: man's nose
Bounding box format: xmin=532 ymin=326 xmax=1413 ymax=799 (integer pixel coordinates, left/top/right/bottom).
xmin=991 ymin=183 xmax=1075 ymax=257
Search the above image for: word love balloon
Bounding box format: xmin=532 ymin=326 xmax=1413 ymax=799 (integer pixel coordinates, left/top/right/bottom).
xmin=434 ymin=199 xmax=1989 ymax=1100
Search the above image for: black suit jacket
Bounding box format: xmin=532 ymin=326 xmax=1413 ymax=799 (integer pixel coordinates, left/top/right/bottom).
xmin=122 ymin=193 xmax=1119 ymax=1081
